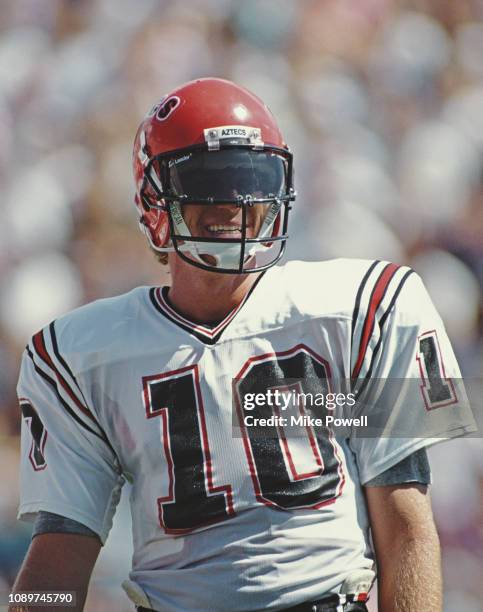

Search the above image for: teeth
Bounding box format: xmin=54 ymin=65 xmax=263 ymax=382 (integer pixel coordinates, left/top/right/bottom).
xmin=207 ymin=225 xmax=241 ymax=232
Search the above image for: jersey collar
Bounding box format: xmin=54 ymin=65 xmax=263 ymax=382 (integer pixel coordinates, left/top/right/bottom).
xmin=149 ymin=273 xmax=266 ymax=345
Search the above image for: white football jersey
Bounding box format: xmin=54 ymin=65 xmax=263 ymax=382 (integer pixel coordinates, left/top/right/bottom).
xmin=17 ymin=259 xmax=475 ymax=611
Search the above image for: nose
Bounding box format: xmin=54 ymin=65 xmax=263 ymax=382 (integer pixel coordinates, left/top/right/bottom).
xmin=209 ymin=201 xmax=242 ymax=214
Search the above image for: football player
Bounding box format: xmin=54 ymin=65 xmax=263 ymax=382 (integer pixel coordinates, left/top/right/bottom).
xmin=13 ymin=78 xmax=475 ymax=612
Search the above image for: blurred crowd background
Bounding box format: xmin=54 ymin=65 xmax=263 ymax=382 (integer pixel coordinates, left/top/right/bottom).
xmin=0 ymin=0 xmax=482 ymax=610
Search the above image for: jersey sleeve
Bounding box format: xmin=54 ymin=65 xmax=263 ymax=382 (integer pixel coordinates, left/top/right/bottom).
xmin=348 ymin=263 xmax=476 ymax=484
xmin=17 ymin=325 xmax=124 ymax=544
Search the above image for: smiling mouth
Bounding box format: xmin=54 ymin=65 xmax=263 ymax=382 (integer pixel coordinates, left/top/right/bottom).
xmin=206 ymin=224 xmax=243 ymax=234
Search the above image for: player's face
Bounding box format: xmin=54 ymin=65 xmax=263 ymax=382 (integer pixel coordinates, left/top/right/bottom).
xmin=181 ymin=202 xmax=267 ymax=240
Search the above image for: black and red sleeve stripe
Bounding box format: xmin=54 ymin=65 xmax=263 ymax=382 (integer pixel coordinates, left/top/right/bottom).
xmin=26 ymin=323 xmax=112 ymax=448
xmin=351 ymin=261 xmax=415 ymax=386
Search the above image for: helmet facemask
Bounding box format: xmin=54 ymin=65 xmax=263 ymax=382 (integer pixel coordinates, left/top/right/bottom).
xmin=140 ymin=142 xmax=295 ymax=274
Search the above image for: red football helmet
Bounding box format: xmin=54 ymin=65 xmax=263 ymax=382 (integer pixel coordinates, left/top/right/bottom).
xmin=132 ymin=77 xmax=295 ymax=273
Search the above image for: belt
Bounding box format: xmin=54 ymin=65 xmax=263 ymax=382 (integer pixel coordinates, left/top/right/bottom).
xmin=137 ymin=593 xmax=368 ymax=612
xmin=281 ymin=593 xmax=368 ymax=611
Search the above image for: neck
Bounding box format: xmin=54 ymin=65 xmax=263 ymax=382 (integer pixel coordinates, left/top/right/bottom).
xmin=166 ymin=254 xmax=262 ymax=323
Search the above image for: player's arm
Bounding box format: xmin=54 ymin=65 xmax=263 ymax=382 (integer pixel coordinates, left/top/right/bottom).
xmin=15 ymin=328 xmax=124 ymax=610
xmin=364 ymin=483 xmax=441 ymax=612
xmin=11 ymin=533 xmax=101 ymax=612
xmin=350 ymin=266 xmax=474 ymax=609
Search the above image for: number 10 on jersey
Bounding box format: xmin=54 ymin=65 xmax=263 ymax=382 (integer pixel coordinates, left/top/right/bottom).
xmin=143 ymin=347 xmax=345 ymax=534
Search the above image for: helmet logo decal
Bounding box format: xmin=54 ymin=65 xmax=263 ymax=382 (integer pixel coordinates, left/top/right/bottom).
xmin=156 ymin=96 xmax=180 ymax=121
xmin=168 ymin=154 xmax=192 ymax=168
xmin=221 ymin=127 xmax=247 ymax=136
xmin=204 ymin=125 xmax=263 ymax=151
